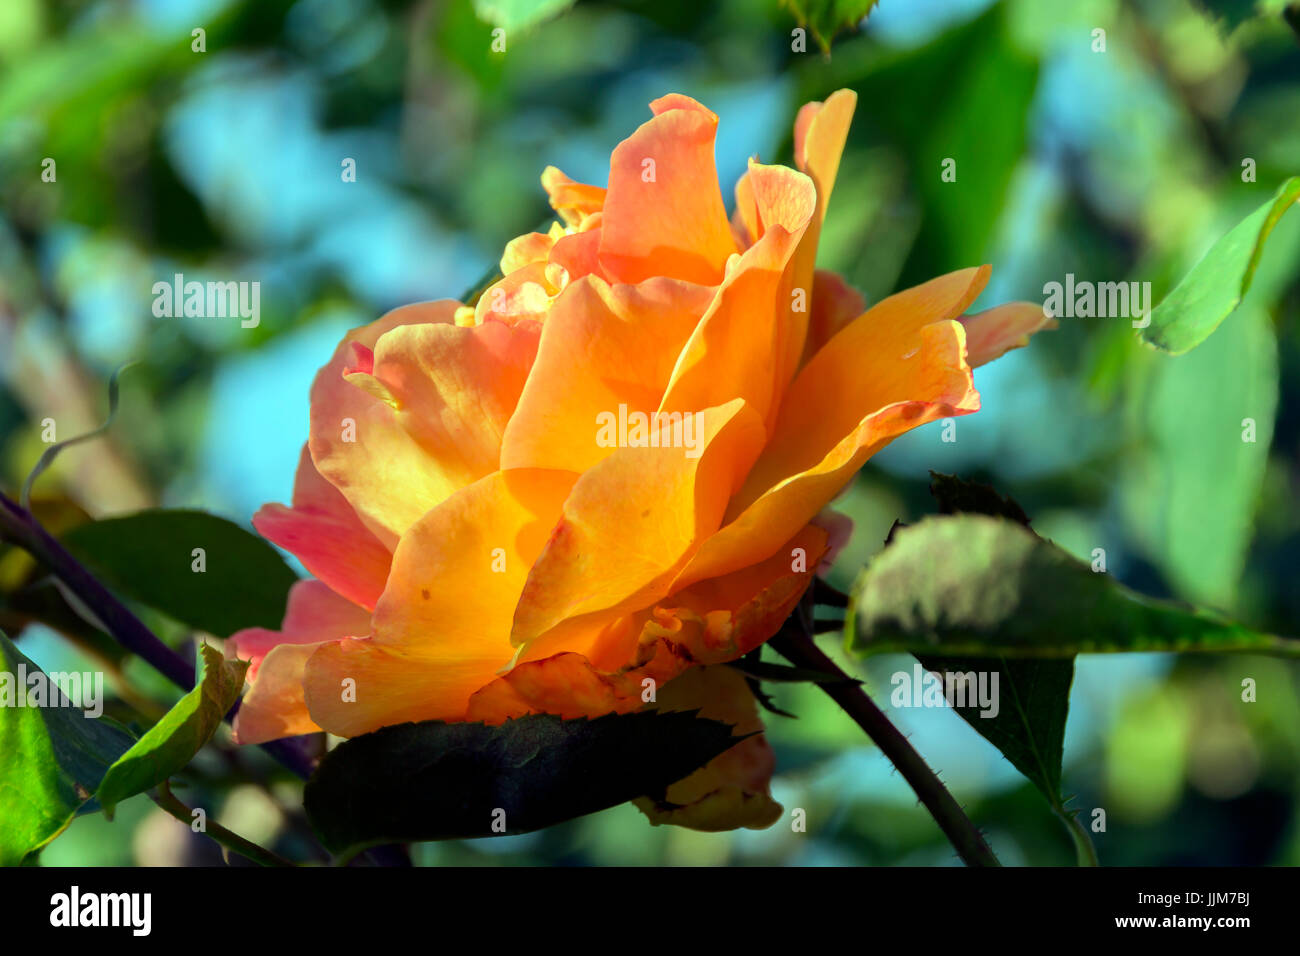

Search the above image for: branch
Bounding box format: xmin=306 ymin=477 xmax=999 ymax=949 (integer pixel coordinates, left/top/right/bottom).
xmin=769 ymin=623 xmax=1001 ymax=867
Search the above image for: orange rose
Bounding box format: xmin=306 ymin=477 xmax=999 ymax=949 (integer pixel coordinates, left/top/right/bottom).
xmin=227 ymin=91 xmax=1050 ymax=831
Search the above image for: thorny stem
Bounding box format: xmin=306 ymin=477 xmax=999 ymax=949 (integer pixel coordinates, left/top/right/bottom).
xmin=151 ymin=782 xmax=293 ymax=867
xmin=1 ymin=490 xmax=414 ymax=867
xmin=770 ymin=621 xmax=1001 ymax=868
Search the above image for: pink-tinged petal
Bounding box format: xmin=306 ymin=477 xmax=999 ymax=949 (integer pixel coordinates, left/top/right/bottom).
xmin=500 ymin=275 xmax=715 ymax=475
xmin=309 ymin=304 xmax=538 ymax=546
xmin=633 ymin=665 xmax=782 ymax=831
xmin=226 ymin=578 xmax=372 ymax=681
xmin=253 ymin=445 xmax=392 ymax=610
xmin=510 ymin=399 xmax=768 ymax=648
xmin=810 ymin=507 xmax=854 ymax=573
xmin=230 ymin=643 xmax=326 ymax=745
xmin=657 ymin=162 xmax=816 ymax=425
xmin=302 ymin=469 xmax=576 ymax=737
xmin=804 ymin=269 xmax=867 ymax=361
xmin=674 ymin=268 xmax=989 ymax=587
xmin=598 ymin=95 xmax=738 ymax=285
xmin=542 ymin=166 xmax=606 ymax=226
xmin=959 ymin=302 xmax=1056 ymax=367
xmin=227 ymin=579 xmax=371 ymax=745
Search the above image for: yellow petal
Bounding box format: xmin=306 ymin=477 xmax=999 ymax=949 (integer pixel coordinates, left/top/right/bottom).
xmin=675 ymin=268 xmax=989 ymax=587
xmin=658 ymin=161 xmax=815 ymax=425
xmin=510 ymin=399 xmax=768 ymax=648
xmin=501 ymin=275 xmax=715 ymax=475
xmin=783 ymin=89 xmax=857 ymax=384
xmin=227 ymin=580 xmax=371 ymax=744
xmin=309 ymin=306 xmax=538 ymax=545
xmin=598 ymin=95 xmax=738 ymax=285
xmin=302 ymin=468 xmax=575 ymax=736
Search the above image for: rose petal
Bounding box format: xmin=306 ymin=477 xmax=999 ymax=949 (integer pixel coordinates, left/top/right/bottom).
xmin=657 ymin=161 xmax=816 ymax=425
xmin=252 ymin=445 xmax=392 ymax=610
xmin=674 ymin=268 xmax=989 ymax=587
xmin=500 ymin=275 xmax=715 ymax=475
xmin=509 ymin=399 xmax=768 ymax=649
xmin=959 ymin=301 xmax=1057 ymax=367
xmin=472 ymin=523 xmax=827 ymax=720
xmin=542 ymin=166 xmax=606 ymax=226
xmin=227 ymin=580 xmax=372 ymax=744
xmin=598 ymin=95 xmax=738 ymax=285
xmin=302 ymin=469 xmax=575 ymax=736
xmin=309 ymin=306 xmax=538 ymax=546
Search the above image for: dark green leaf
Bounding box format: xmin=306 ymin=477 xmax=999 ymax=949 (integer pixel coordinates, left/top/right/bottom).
xmin=913 ymin=654 xmax=1074 ymax=806
xmin=59 ymin=509 xmax=298 ymax=637
xmin=1141 ymin=177 xmax=1300 ymax=353
xmin=846 ymin=514 xmax=1300 ymax=659
xmin=928 ymin=471 xmax=1032 ymax=526
xmin=0 ymin=632 xmax=136 ymax=865
xmin=304 ymin=711 xmax=744 ymax=853
xmin=96 ymin=643 xmax=247 ymax=815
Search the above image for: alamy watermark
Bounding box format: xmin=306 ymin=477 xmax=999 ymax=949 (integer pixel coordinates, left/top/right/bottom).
xmin=0 ymin=664 xmax=103 ymax=718
xmin=891 ymin=662 xmax=1000 ymax=719
xmin=1042 ymin=273 xmax=1152 ymax=328
xmin=152 ymin=273 xmax=260 ymax=328
xmin=596 ymin=404 xmax=702 ymax=458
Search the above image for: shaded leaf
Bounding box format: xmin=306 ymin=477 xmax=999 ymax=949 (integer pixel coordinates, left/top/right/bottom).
xmin=0 ymin=632 xmax=135 ymax=865
xmin=912 ymin=654 xmax=1074 ymax=806
xmin=60 ymin=509 xmax=298 ymax=637
xmin=1141 ymin=176 xmax=1300 ymax=353
xmin=845 ymin=514 xmax=1300 ymax=659
xmin=304 ymin=711 xmax=743 ymax=853
xmin=1123 ymin=303 xmax=1277 ymax=607
xmin=96 ymin=643 xmax=247 ymax=815
xmin=928 ymin=471 xmax=1032 ymax=526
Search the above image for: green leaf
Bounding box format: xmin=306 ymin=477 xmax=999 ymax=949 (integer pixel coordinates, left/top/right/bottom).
xmin=913 ymin=654 xmax=1074 ymax=806
xmin=784 ymin=0 xmax=880 ymax=53
xmin=1122 ymin=303 xmax=1277 ymax=608
xmin=304 ymin=711 xmax=744 ymax=853
xmin=896 ymin=477 xmax=1080 ymax=848
xmin=471 ymin=0 xmax=575 ymax=32
xmin=845 ymin=514 xmax=1300 ymax=659
xmin=1141 ymin=176 xmax=1300 ymax=353
xmin=95 ymin=643 xmax=247 ymax=816
xmin=0 ymin=632 xmax=136 ymax=865
xmin=59 ymin=509 xmax=298 ymax=637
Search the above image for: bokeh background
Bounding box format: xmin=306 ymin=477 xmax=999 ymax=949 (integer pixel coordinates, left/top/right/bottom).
xmin=2 ymin=0 xmax=1299 ymax=866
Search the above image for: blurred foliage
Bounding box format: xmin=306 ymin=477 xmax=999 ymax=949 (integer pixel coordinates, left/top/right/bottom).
xmin=2 ymin=0 xmax=1299 ymax=865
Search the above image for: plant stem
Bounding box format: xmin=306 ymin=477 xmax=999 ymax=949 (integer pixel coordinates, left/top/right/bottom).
xmin=1 ymin=492 xmax=194 ymax=687
xmin=2 ymin=489 xmax=409 ymax=866
xmin=1057 ymin=805 xmax=1100 ymax=867
xmin=770 ymin=625 xmax=1001 ymax=867
xmin=151 ymin=783 xmax=293 ymax=867
xmin=0 ymin=491 xmax=319 ymax=777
